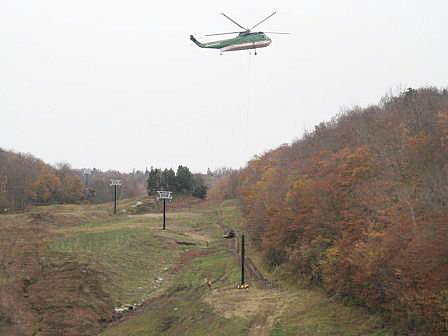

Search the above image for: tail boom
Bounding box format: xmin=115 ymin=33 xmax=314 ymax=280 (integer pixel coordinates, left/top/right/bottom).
xmin=190 ymin=35 xmax=223 ymax=49
xmin=190 ymin=35 xmax=205 ymax=48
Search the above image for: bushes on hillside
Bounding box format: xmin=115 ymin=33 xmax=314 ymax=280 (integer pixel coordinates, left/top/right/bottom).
xmin=209 ymin=87 xmax=448 ymax=334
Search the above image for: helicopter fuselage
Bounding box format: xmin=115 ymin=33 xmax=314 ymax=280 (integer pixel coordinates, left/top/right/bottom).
xmin=190 ymin=32 xmax=272 ymax=52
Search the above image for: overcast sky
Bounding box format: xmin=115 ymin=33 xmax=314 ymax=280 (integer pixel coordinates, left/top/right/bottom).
xmin=1 ymin=0 xmax=447 ymax=173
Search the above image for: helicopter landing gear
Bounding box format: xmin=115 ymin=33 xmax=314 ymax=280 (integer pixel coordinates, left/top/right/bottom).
xmin=254 ymin=49 xmax=258 ymax=55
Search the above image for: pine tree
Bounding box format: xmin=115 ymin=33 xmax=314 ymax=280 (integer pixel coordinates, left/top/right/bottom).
xmin=161 ymin=168 xmax=176 ymax=191
xmin=147 ymin=168 xmax=160 ymax=195
xmin=176 ymin=166 xmax=193 ymax=193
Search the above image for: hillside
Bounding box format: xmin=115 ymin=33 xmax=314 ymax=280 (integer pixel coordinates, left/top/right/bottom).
xmin=0 ymin=197 xmax=391 ymax=335
xmin=0 ymin=149 xmax=146 ymax=210
xmin=2 ymin=87 xmax=447 ymax=335
xmin=210 ymin=87 xmax=448 ymax=334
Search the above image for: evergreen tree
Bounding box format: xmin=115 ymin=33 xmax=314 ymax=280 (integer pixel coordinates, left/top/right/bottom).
xmin=192 ymin=185 xmax=208 ymax=199
xmin=147 ymin=165 xmax=206 ymax=197
xmin=161 ymin=168 xmax=176 ymax=191
xmin=176 ymin=165 xmax=193 ymax=193
xmin=192 ymin=174 xmax=208 ymax=199
xmin=147 ymin=168 xmax=161 ymax=195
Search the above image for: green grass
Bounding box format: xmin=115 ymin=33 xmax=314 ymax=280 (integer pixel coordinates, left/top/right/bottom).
xmin=220 ymin=200 xmax=244 ymax=231
xmin=219 ymin=200 xmax=275 ymax=280
xmin=169 ymin=243 xmax=240 ymax=291
xmin=50 ymin=226 xmax=181 ymax=304
xmin=46 ymin=198 xmax=392 ymax=336
xmin=49 ymin=208 xmax=219 ymax=305
xmin=101 ymin=290 xmax=248 ymax=336
xmin=0 ymin=266 xmax=9 ymax=285
xmin=101 ymin=244 xmax=248 ymax=336
xmin=269 ymin=291 xmax=390 ymax=336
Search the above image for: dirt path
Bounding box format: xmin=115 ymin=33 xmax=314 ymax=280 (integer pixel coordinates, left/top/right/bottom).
xmin=212 ymin=208 xmax=283 ymax=335
xmin=203 ymin=286 xmax=285 ymax=336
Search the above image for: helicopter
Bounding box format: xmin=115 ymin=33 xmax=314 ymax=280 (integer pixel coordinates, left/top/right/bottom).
xmin=190 ymin=12 xmax=289 ymax=55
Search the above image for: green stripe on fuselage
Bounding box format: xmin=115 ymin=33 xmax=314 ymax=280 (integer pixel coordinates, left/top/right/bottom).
xmin=203 ymin=33 xmax=270 ymax=49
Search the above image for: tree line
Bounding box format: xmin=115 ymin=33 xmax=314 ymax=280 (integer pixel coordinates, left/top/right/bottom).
xmin=0 ymin=150 xmax=147 ymax=210
xmin=146 ymin=166 xmax=207 ymax=199
xmin=0 ymin=149 xmax=208 ymax=211
xmin=209 ymin=87 xmax=448 ymax=334
xmin=0 ymin=151 xmax=84 ymax=209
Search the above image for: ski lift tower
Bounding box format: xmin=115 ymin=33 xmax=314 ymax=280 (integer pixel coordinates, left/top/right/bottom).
xmin=157 ymin=190 xmax=172 ymax=230
xmin=82 ymin=169 xmax=92 ymax=188
xmin=110 ymin=179 xmax=121 ymax=215
xmin=82 ymin=169 xmax=93 ymax=197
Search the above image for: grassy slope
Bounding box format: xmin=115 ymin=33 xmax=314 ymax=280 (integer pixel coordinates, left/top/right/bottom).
xmin=101 ymin=244 xmax=248 ymax=336
xmin=219 ymin=200 xmax=392 ymax=336
xmin=47 ymin=200 xmax=249 ymax=335
xmin=0 ymin=202 xmax=119 ymax=335
xmin=0 ymin=197 xmax=393 ymax=335
xmin=50 ymin=215 xmax=186 ymax=305
xmin=98 ymin=198 xmax=392 ymax=335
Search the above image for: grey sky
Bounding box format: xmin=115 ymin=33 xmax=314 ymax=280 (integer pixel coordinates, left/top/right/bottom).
xmin=1 ymin=0 xmax=447 ymax=173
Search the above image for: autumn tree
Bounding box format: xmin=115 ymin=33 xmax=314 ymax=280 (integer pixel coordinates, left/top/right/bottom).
xmin=30 ymin=164 xmax=61 ymax=203
xmin=212 ymin=87 xmax=448 ymax=334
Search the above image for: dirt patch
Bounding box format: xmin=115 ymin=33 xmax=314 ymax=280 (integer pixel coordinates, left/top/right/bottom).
xmin=182 ymin=231 xmax=210 ymax=242
xmin=28 ymin=211 xmax=90 ymax=227
xmin=129 ymin=196 xmax=204 ymax=214
xmin=169 ymin=250 xmax=210 ymax=274
xmin=0 ymin=314 xmax=24 ymax=336
xmin=203 ymin=286 xmax=281 ymax=319
xmin=28 ymin=212 xmax=57 ymax=225
xmin=56 ymin=221 xmax=149 ymax=235
xmin=26 ymin=257 xmax=114 ymax=336
xmin=0 ymin=208 xmax=115 ymax=336
xmin=205 ymin=206 xmax=285 ymax=335
xmin=0 ymin=254 xmax=114 ymax=336
xmin=138 ymin=213 xmax=164 ymax=218
xmin=203 ymin=286 xmax=284 ymax=336
xmin=166 ymin=196 xmax=203 ymax=210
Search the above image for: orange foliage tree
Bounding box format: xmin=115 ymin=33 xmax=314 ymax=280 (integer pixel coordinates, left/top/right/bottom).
xmin=213 ymin=88 xmax=448 ymax=334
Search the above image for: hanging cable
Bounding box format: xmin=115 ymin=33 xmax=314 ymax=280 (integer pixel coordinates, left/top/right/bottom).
xmin=244 ymin=52 xmax=252 ymax=166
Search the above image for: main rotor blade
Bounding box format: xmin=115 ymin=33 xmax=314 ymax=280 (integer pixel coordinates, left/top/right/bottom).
xmin=220 ymin=13 xmax=248 ymax=30
xmin=250 ymin=11 xmax=277 ymax=30
xmin=264 ymin=31 xmax=291 ymax=34
xmin=205 ymin=31 xmax=242 ymax=36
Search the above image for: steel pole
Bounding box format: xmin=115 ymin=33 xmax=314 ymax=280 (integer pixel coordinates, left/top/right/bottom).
xmin=163 ymin=199 xmax=166 ymax=230
xmin=113 ymin=185 xmax=117 ymax=215
xmin=241 ymin=234 xmax=245 ymax=285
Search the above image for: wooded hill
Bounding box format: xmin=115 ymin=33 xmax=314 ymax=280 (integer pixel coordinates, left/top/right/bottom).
xmin=146 ymin=166 xmax=208 ymax=199
xmin=0 ymin=150 xmax=146 ymax=210
xmin=209 ymin=87 xmax=448 ymax=334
